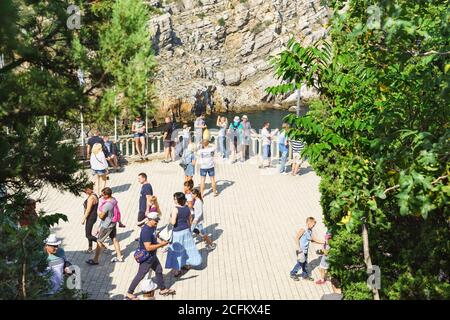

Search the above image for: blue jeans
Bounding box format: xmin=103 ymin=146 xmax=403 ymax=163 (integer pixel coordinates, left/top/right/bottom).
xmin=219 ymin=136 xmax=227 ymax=158
xmin=290 ymin=253 xmax=308 ymax=278
xmin=279 ymin=150 xmax=288 ymax=173
xmin=263 ymin=145 xmax=271 ymax=160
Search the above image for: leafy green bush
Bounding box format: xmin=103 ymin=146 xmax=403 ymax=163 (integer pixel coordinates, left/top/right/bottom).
xmin=268 ymin=0 xmax=449 ymax=299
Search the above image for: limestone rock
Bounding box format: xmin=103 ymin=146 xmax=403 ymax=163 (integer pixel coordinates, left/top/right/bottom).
xmin=151 ymin=0 xmax=329 ymax=122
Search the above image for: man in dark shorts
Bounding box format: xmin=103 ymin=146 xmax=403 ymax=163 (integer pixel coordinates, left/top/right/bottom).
xmin=163 ymin=116 xmax=176 ymax=163
xmin=86 ymin=187 xmax=124 ymax=265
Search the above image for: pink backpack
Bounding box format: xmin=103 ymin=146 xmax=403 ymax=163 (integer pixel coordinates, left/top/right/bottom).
xmin=98 ymin=197 xmax=121 ymax=223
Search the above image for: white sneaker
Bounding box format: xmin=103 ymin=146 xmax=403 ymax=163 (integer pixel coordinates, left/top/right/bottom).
xmin=206 ymin=243 xmax=217 ymax=251
xmin=111 ymin=256 xmax=124 ymax=263
xmin=281 ymin=171 xmax=289 ymax=175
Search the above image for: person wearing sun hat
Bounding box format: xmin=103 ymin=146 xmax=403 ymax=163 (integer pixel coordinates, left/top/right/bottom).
xmin=44 ymin=234 xmax=73 ymax=294
xmin=240 ymin=115 xmax=255 ymax=161
xmin=228 ymin=115 xmax=242 ymax=163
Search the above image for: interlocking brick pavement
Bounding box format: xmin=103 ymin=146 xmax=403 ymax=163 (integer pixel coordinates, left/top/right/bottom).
xmin=38 ymin=157 xmax=333 ymax=300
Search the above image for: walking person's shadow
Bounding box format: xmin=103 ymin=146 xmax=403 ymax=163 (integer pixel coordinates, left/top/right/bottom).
xmin=203 ymin=180 xmax=234 ymax=197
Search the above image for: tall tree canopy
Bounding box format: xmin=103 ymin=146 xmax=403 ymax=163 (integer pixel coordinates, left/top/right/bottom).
xmin=0 ymin=0 xmax=156 ymax=299
xmin=268 ymin=0 xmax=449 ymax=299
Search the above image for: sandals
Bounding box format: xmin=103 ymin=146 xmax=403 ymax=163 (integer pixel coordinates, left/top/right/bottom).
xmin=315 ymin=279 xmax=327 ymax=285
xmin=84 ymin=248 xmax=94 ymax=254
xmin=159 ymin=289 xmax=176 ymax=296
xmin=124 ymin=295 xmax=139 ymax=300
xmin=173 ymin=270 xmax=182 ymax=278
xmin=181 ymin=265 xmax=191 ymax=271
xmin=213 ymin=191 xmax=219 ymax=197
xmin=85 ymin=259 xmax=99 ymax=265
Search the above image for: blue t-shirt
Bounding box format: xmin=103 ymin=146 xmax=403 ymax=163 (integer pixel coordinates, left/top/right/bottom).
xmin=278 ymin=132 xmax=288 ymax=153
xmin=139 ymin=225 xmax=157 ymax=258
xmin=300 ymin=228 xmax=313 ymax=253
xmin=139 ymin=183 xmax=153 ymax=214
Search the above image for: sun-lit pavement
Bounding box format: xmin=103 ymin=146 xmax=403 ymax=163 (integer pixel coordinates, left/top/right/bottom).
xmin=39 ymin=157 xmax=333 ymax=300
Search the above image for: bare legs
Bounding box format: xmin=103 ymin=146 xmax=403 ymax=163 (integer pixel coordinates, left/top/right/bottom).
xmin=139 ymin=136 xmax=146 ymax=158
xmin=135 ymin=137 xmax=146 ymax=158
xmin=200 ymin=175 xmax=217 ymax=197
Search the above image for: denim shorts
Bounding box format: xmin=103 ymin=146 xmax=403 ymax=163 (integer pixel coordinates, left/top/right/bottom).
xmin=92 ymin=169 xmax=107 ymax=176
xmin=134 ymin=133 xmax=145 ymax=138
xmin=200 ymin=167 xmax=215 ymax=177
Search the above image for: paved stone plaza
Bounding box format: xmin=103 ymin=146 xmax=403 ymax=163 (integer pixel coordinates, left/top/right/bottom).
xmin=38 ymin=158 xmax=333 ymax=300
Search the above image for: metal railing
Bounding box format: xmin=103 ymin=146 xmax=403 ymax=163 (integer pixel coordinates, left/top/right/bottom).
xmin=68 ymin=128 xmax=299 ymax=165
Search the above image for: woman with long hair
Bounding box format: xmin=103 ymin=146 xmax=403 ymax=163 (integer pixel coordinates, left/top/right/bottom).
xmin=149 ymin=195 xmax=162 ymax=217
xmin=191 ymin=188 xmax=216 ymax=251
xmin=90 ymin=143 xmax=109 ymax=195
xmin=165 ymin=192 xmax=202 ymax=277
xmin=81 ymin=182 xmax=98 ymax=253
xmin=216 ymin=115 xmax=228 ymax=158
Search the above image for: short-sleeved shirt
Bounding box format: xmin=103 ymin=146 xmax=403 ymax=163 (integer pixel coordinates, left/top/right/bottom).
xmin=261 ymin=128 xmax=272 ymax=146
xmin=46 ymin=248 xmax=67 ymax=294
xmin=194 ymin=117 xmax=205 ymax=136
xmin=183 ymin=150 xmax=195 ymax=165
xmin=185 ymin=192 xmax=193 ymax=204
xmin=299 ymin=228 xmax=313 ymax=253
xmin=241 ymin=122 xmax=252 ymax=145
xmin=197 ymin=146 xmax=215 ymax=169
xmin=164 ymin=122 xmax=174 ymax=141
xmin=139 ymin=224 xmax=157 ymax=258
xmin=133 ymin=120 xmax=145 ymax=133
xmin=229 ymin=121 xmax=241 ymax=138
xmin=139 ymin=183 xmax=153 ymax=214
xmin=192 ymin=199 xmax=204 ymax=224
xmin=99 ymin=201 xmax=115 ymax=229
xmin=291 ymin=140 xmax=305 ymax=154
xmin=278 ymin=132 xmax=288 ymax=153
xmin=87 ymin=136 xmax=109 ymax=156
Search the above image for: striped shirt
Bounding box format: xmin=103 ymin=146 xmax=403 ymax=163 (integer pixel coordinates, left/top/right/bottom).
xmin=291 ymin=140 xmax=305 ymax=153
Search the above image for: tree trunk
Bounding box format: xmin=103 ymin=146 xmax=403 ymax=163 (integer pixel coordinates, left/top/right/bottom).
xmin=362 ymin=223 xmax=380 ymax=300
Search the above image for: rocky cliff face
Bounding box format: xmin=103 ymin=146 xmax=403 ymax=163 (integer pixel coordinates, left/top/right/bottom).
xmin=148 ymin=0 xmax=329 ymax=121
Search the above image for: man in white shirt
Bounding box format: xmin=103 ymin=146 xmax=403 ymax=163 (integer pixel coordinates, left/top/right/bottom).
xmin=197 ymin=139 xmax=218 ymax=197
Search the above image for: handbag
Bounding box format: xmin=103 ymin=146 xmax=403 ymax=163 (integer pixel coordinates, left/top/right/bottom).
xmin=158 ymin=224 xmax=173 ymax=242
xmin=134 ymin=248 xmax=151 ymax=263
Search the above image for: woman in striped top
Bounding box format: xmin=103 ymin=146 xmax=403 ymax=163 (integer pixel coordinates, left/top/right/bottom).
xmin=291 ymin=139 xmax=305 ymax=176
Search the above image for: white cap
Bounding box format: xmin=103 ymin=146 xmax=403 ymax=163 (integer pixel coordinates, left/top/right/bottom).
xmin=242 ymin=115 xmax=248 ymax=120
xmin=233 ymin=116 xmax=240 ymax=122
xmin=145 ymin=211 xmax=160 ymax=221
xmin=44 ymin=234 xmax=61 ymax=246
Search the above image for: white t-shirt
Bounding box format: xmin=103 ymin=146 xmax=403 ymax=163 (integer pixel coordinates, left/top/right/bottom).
xmin=193 ymin=199 xmax=204 ymax=224
xmin=197 ymin=146 xmax=215 ymax=169
xmin=261 ymin=128 xmax=272 ymax=146
xmin=90 ymin=152 xmax=108 ymax=170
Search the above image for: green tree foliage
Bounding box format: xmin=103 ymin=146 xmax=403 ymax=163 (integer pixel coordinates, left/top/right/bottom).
xmin=0 ymin=0 xmax=156 ymax=299
xmin=74 ymin=0 xmax=157 ymax=123
xmin=268 ymin=0 xmax=449 ymax=299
